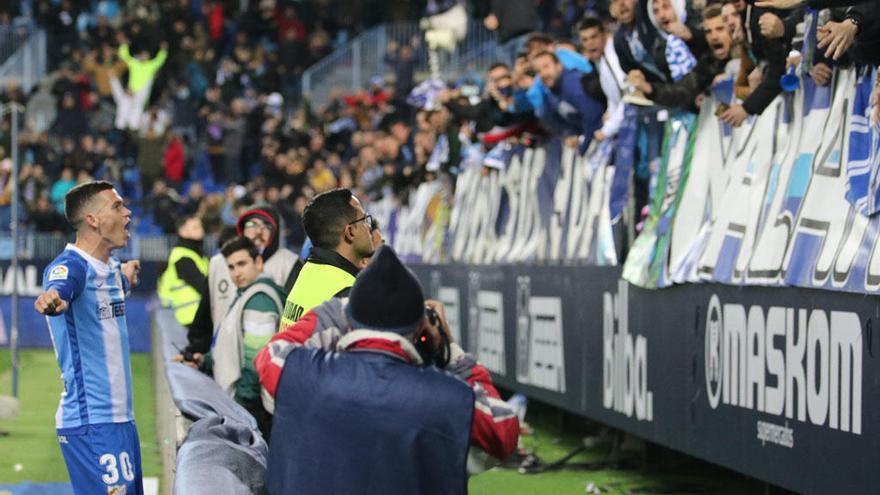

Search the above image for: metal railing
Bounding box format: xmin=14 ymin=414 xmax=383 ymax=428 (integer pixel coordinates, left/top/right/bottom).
xmin=301 ymin=20 xmax=507 ymax=109
xmin=0 ymin=24 xmax=46 ymax=93
xmin=0 ymin=20 xmax=36 ymax=66
xmin=0 ymin=233 xmax=220 ymax=262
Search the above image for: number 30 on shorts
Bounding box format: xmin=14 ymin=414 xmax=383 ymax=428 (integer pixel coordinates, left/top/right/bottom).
xmin=100 ymin=452 xmax=135 ymax=484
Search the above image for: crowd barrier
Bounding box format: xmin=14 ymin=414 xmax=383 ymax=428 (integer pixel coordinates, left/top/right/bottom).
xmin=409 ymin=263 xmax=877 ymax=494
xmin=389 ymin=68 xmax=880 ymax=493
xmin=153 ymin=309 xmax=268 ymax=495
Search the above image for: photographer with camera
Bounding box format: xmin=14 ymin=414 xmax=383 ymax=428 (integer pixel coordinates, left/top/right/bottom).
xmin=255 ymin=246 xmax=519 ymax=495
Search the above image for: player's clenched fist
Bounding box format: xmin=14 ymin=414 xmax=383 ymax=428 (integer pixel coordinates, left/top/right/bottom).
xmin=35 ymin=289 xmax=68 ymax=315
xmin=122 ymin=260 xmax=141 ymax=287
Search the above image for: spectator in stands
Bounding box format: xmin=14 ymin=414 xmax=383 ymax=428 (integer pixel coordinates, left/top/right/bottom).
xmin=525 ymin=32 xmax=594 ymax=73
xmin=440 ymin=63 xmax=537 ymax=148
xmin=137 ymin=104 xmax=169 ymax=190
xmin=484 ymin=0 xmax=536 ymax=44
xmin=148 ymin=179 xmax=182 ymax=234
xmin=278 ymin=188 xmax=372 ymax=332
xmin=50 ymin=167 xmax=76 ymax=214
xmin=82 ymin=44 xmax=125 ymax=101
xmin=384 ymin=39 xmax=419 ymax=99
xmin=163 ymin=133 xmax=186 ymax=185
xmin=612 ymin=0 xmax=680 ymax=86
xmin=577 ymin=17 xmax=627 ymax=142
xmin=157 ymin=214 xmax=208 ymax=328
xmin=110 ymin=73 xmax=152 ymax=132
xmin=625 ymin=1 xmax=699 ymax=94
xmin=722 ymin=0 xmax=746 ymax=44
xmin=627 ymin=5 xmax=735 ymax=111
xmin=236 ymin=206 xmax=301 ymax=292
xmin=720 ymin=1 xmax=797 ymax=125
xmin=30 ymin=196 xmax=67 ymax=234
xmin=193 ymin=236 xmax=286 ymax=440
xmin=754 ymin=0 xmax=880 ymax=66
xmin=117 ymin=37 xmax=168 ymax=94
xmin=256 ymin=246 xmax=519 ymax=494
xmin=182 ymin=181 xmax=206 ymax=215
xmin=532 ymin=50 xmax=606 ymax=146
xmin=20 ymin=163 xmax=50 ymax=213
xmin=51 ymin=90 xmax=88 ymax=139
xmin=648 ymin=0 xmax=708 ymax=59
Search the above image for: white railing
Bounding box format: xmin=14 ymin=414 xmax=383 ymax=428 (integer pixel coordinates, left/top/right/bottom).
xmin=0 ymin=24 xmax=46 ymax=93
xmin=0 ymin=233 xmax=221 ymax=262
xmin=301 ymin=21 xmax=509 ymax=109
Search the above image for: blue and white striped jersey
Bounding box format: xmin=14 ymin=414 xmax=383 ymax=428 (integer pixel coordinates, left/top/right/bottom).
xmin=43 ymin=244 xmax=134 ymax=429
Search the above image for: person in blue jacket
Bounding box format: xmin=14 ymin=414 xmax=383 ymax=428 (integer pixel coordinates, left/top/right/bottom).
xmin=533 ymin=50 xmax=606 ymax=149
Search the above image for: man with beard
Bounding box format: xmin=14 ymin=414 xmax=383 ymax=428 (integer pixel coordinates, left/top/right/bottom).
xmin=532 ymin=50 xmax=606 ymax=145
xmin=627 ymin=5 xmax=735 ymax=111
xmin=278 ymin=189 xmax=374 ymax=331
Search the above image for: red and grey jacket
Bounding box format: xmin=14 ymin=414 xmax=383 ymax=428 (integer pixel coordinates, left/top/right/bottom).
xmin=254 ymin=298 xmax=520 ymax=460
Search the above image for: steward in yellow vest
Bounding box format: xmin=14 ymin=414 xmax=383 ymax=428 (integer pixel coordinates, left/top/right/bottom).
xmin=157 ymin=216 xmax=209 ymax=326
xmin=279 ymin=189 xmax=375 ymax=333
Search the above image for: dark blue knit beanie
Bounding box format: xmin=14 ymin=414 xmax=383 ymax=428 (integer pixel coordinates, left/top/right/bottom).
xmin=345 ymin=246 xmax=425 ymax=335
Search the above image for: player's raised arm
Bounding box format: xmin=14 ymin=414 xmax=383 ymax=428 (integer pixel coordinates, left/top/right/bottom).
xmin=34 ymin=288 xmax=68 ymax=315
xmin=37 ymin=261 xmax=85 ymax=316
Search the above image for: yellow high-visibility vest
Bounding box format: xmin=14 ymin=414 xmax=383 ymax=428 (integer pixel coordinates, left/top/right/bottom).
xmin=280 ymin=262 xmax=355 ymax=328
xmin=157 ymin=246 xmax=209 ymax=326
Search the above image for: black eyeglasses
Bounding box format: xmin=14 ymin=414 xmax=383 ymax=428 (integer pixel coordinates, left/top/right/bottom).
xmin=347 ymin=214 xmax=373 ymax=228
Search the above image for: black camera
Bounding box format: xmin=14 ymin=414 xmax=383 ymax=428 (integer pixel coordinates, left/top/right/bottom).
xmin=415 ymin=306 xmax=451 ymax=368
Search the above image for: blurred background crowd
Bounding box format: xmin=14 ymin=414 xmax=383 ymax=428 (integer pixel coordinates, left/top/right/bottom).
xmin=0 ymin=0 xmax=877 ymax=255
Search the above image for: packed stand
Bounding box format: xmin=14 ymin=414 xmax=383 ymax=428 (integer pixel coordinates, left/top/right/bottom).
xmin=0 ymin=0 xmax=427 ymax=240
xmin=0 ymin=0 xmax=877 ymax=248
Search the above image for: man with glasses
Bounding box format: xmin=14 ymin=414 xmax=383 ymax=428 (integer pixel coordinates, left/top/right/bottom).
xmin=279 ymin=189 xmax=375 ymax=332
xmin=236 ymin=206 xmax=300 ymax=294
xmin=174 ymin=206 xmax=299 ymax=366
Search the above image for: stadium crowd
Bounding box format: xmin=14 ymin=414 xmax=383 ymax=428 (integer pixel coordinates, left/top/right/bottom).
xmin=11 ymin=0 xmax=880 ymax=492
xmin=0 ymin=0 xmax=878 ymax=249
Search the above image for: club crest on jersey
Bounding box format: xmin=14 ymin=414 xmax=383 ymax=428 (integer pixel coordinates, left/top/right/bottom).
xmin=48 ymin=265 xmax=69 ymax=281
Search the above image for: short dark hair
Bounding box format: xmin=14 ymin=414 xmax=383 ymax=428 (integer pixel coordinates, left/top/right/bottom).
xmin=488 ymin=62 xmax=509 ymax=72
xmin=703 ymin=4 xmax=723 ymax=20
xmin=64 ymin=180 xmax=115 ymax=228
xmin=533 ymin=50 xmax=560 ymax=64
xmin=525 ymin=32 xmax=554 ymax=47
xmin=221 ymin=236 xmax=260 ymax=261
xmin=175 ymin=214 xmax=201 ymax=231
xmin=576 ymin=17 xmax=604 ymax=33
xmin=302 ymin=188 xmax=357 ymax=249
